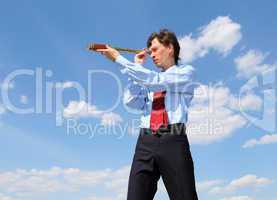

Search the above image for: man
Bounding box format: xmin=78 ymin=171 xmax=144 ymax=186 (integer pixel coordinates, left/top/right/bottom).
xmin=97 ymin=29 xmax=198 ymax=200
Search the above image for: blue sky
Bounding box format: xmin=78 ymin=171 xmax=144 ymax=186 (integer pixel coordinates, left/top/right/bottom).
xmin=0 ymin=0 xmax=277 ymax=200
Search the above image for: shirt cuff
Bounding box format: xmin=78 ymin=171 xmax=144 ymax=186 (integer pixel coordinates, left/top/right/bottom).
xmin=115 ymin=55 xmax=131 ymax=66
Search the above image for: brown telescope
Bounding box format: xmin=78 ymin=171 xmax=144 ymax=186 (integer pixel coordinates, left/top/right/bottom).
xmin=87 ymin=43 xmax=150 ymax=54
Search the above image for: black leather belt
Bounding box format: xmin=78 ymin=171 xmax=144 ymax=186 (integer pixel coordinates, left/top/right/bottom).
xmin=141 ymin=123 xmax=186 ymax=136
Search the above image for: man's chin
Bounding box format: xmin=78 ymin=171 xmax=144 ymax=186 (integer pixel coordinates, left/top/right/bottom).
xmin=155 ymin=63 xmax=162 ymax=68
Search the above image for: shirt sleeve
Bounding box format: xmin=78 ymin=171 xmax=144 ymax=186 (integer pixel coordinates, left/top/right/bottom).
xmin=123 ymin=79 xmax=148 ymax=111
xmin=115 ymin=55 xmax=196 ymax=93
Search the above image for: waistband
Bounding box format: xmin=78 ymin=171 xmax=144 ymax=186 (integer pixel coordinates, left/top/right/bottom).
xmin=140 ymin=123 xmax=186 ymax=136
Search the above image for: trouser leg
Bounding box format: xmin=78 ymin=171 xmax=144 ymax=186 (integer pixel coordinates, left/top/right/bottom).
xmin=127 ymin=134 xmax=160 ymax=200
xmin=158 ymin=134 xmax=198 ymax=200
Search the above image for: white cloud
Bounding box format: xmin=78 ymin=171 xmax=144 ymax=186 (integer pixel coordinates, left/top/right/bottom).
xmin=229 ymin=92 xmax=262 ymax=111
xmin=222 ymin=196 xmax=254 ymax=200
xmin=0 ymin=167 xmax=271 ymax=200
xmin=179 ymin=16 xmax=242 ymax=63
xmin=63 ymin=101 xmax=123 ymax=126
xmin=235 ymin=50 xmax=275 ymax=79
xmin=63 ymin=101 xmax=103 ymax=118
xmin=242 ymin=134 xmax=277 ymax=148
xmin=210 ymin=174 xmax=273 ymax=194
xmin=237 ymin=67 xmax=276 ymax=133
xmin=187 ymin=82 xmax=263 ymax=144
xmin=0 ymin=165 xmax=170 ymax=200
xmin=0 ymin=166 xmax=131 ymax=200
xmin=103 ymin=165 xmax=130 ymax=200
xmin=0 ymin=193 xmax=14 ymax=200
xmin=196 ymin=179 xmax=224 ymax=191
xmin=101 ymin=112 xmax=123 ymax=126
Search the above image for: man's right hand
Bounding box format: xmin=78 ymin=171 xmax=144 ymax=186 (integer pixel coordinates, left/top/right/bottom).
xmin=134 ymin=49 xmax=148 ymax=64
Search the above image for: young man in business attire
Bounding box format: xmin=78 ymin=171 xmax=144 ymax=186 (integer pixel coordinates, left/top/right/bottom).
xmin=97 ymin=29 xmax=198 ymax=200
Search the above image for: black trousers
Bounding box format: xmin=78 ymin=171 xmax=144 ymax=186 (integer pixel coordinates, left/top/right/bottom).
xmin=127 ymin=125 xmax=198 ymax=200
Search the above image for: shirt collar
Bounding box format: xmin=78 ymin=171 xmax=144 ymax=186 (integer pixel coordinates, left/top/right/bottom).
xmin=161 ymin=64 xmax=178 ymax=73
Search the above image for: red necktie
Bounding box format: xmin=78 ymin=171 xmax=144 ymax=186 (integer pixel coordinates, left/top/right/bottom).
xmin=150 ymin=91 xmax=169 ymax=133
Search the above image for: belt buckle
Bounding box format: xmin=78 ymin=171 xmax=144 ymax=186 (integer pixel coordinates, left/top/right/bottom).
xmin=156 ymin=125 xmax=170 ymax=136
xmin=160 ymin=123 xmax=185 ymax=136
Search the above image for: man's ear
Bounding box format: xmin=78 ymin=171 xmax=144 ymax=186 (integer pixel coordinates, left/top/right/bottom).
xmin=168 ymin=44 xmax=174 ymax=56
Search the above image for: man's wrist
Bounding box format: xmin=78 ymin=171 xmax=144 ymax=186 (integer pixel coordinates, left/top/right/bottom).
xmin=115 ymin=55 xmax=127 ymax=64
xmin=112 ymin=54 xmax=120 ymax=62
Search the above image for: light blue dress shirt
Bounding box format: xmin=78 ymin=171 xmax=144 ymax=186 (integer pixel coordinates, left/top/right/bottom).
xmin=115 ymin=55 xmax=196 ymax=128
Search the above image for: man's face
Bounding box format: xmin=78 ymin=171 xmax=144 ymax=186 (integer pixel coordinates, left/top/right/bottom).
xmin=149 ymin=38 xmax=174 ymax=69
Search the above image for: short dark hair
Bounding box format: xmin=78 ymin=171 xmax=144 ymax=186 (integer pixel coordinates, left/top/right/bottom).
xmin=147 ymin=29 xmax=180 ymax=65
